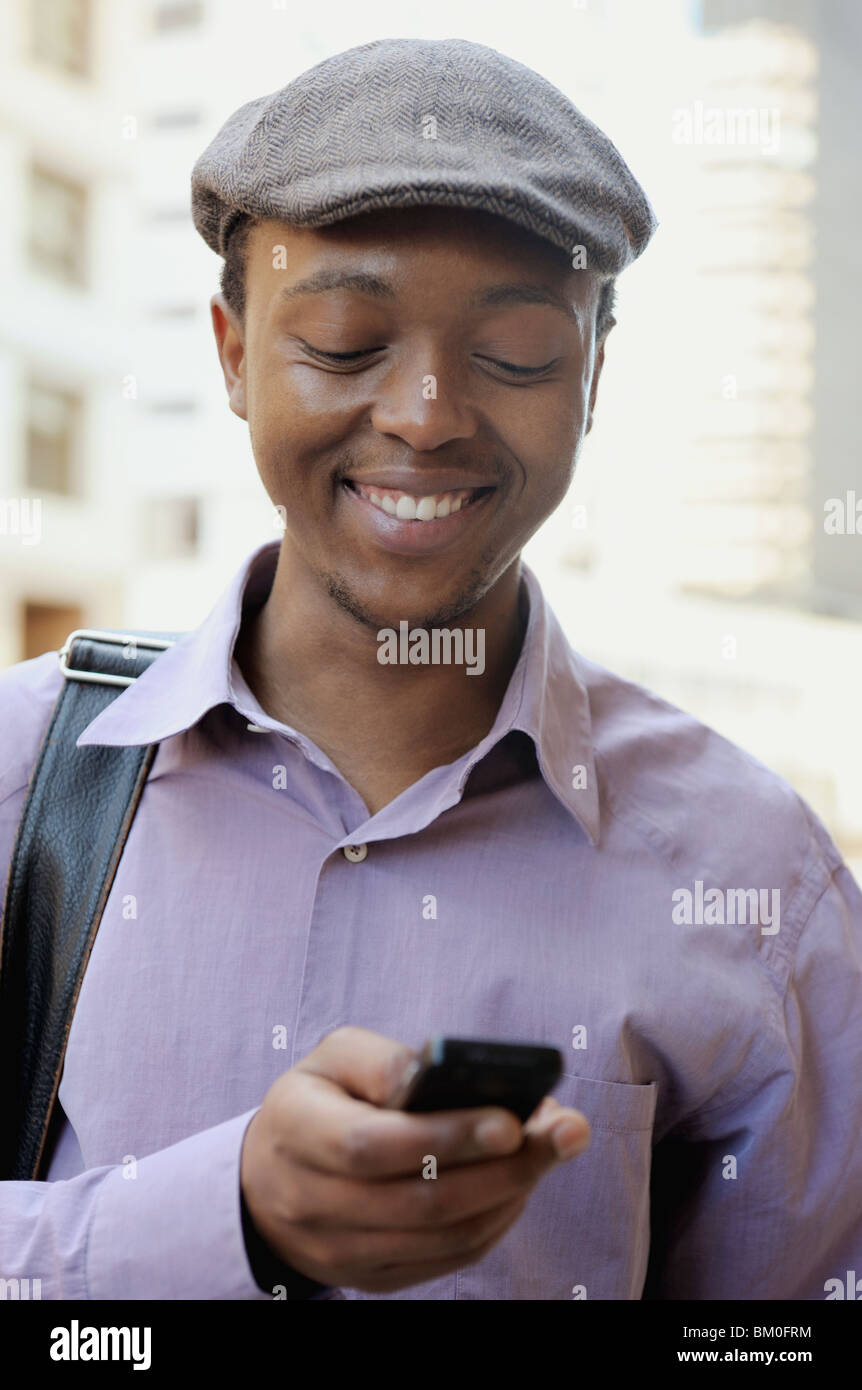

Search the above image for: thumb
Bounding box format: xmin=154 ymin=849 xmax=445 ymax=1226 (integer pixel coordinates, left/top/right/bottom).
xmin=525 ymin=1095 xmax=591 ymax=1162
xmin=296 ymin=1025 xmax=417 ymax=1107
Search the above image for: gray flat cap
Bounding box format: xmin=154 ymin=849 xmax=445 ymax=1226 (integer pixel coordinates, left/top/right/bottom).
xmin=191 ymin=37 xmax=656 ymax=275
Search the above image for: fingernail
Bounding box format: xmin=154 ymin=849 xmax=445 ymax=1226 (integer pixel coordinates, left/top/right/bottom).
xmin=475 ymin=1115 xmax=518 ymax=1151
xmin=552 ymin=1118 xmax=590 ymax=1160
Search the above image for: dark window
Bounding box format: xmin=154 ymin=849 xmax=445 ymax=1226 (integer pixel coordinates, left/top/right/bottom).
xmin=21 ymin=601 xmax=85 ymax=661
xmin=25 ymin=381 xmax=82 ymax=494
xmin=30 ymin=0 xmax=91 ymax=78
xmin=29 ymin=164 xmax=87 ymax=286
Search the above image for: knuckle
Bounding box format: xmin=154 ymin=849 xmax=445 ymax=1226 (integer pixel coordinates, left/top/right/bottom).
xmin=380 ymin=1045 xmax=418 ymax=1099
xmin=321 ymin=1025 xmax=362 ymax=1052
xmin=270 ymin=1071 xmax=301 ymax=1122
xmin=260 ymin=1163 xmax=312 ymax=1231
xmin=336 ymin=1120 xmax=379 ymax=1174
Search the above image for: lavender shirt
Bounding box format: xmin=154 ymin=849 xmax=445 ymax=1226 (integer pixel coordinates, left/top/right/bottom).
xmin=1 ymin=540 xmax=860 ymax=1300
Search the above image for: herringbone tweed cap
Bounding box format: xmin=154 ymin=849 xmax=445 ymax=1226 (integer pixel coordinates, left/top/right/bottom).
xmin=191 ymin=37 xmax=656 ymax=274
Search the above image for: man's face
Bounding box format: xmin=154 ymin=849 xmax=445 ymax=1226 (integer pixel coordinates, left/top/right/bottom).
xmin=212 ymin=206 xmax=607 ymax=629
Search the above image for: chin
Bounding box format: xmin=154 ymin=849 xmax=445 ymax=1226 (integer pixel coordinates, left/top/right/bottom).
xmin=327 ymin=563 xmax=489 ymax=633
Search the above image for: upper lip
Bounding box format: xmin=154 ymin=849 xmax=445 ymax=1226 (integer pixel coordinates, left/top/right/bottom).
xmin=343 ymin=471 xmax=497 ymax=496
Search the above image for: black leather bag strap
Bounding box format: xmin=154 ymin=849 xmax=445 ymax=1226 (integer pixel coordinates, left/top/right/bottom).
xmin=0 ymin=628 xmax=183 ymax=1180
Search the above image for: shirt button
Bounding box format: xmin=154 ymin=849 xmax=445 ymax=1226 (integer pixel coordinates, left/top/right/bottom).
xmin=343 ymin=843 xmax=368 ymax=863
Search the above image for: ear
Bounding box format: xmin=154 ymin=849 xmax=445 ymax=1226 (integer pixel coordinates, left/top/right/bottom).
xmin=210 ymin=293 xmax=247 ymax=420
xmin=585 ymin=318 xmax=614 ymax=435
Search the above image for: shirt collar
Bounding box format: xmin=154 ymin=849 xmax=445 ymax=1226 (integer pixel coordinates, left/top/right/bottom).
xmin=76 ymin=539 xmax=599 ymax=845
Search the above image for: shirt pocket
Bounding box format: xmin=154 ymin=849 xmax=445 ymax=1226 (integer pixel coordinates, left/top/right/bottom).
xmin=456 ymin=1072 xmax=657 ymax=1300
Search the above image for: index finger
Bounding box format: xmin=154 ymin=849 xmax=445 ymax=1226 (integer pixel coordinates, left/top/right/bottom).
xmin=280 ymin=1069 xmax=525 ymax=1178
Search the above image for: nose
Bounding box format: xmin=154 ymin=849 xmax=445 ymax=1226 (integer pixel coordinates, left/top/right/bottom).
xmin=369 ymin=348 xmax=479 ymax=453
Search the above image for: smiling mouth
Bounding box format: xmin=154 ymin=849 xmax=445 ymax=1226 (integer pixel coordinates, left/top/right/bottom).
xmin=342 ymin=479 xmax=495 ymax=521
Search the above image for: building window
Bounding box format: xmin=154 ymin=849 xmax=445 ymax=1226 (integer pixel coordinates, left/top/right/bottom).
xmin=30 ymin=0 xmax=91 ymax=78
xmin=141 ymin=497 xmax=200 ymax=560
xmin=25 ymin=381 xmax=81 ymax=494
xmin=28 ymin=164 xmax=88 ymax=286
xmin=153 ymin=1 xmax=203 ymax=31
xmin=21 ymin=600 xmax=85 ymax=661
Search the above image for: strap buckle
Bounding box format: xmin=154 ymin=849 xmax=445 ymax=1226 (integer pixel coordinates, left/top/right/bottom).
xmin=57 ymin=629 xmax=176 ymax=688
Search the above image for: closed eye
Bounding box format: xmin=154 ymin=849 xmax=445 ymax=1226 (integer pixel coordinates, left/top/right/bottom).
xmin=477 ymin=356 xmax=558 ymax=377
xmin=300 ymin=342 xmax=558 ymax=377
xmin=300 ymin=342 xmax=385 ymax=363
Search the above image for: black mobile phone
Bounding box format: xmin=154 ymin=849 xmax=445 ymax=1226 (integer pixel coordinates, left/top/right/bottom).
xmin=386 ymin=1036 xmax=563 ymax=1123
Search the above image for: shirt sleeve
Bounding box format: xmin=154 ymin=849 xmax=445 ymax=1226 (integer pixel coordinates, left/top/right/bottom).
xmin=0 ymin=1108 xmax=280 ymax=1299
xmin=644 ymin=861 xmax=862 ymax=1299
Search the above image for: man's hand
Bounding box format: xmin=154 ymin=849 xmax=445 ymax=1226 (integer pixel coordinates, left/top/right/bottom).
xmin=240 ymin=1026 xmax=590 ymax=1294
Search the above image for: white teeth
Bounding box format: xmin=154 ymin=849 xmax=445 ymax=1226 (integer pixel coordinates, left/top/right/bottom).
xmin=352 ymin=482 xmax=482 ymax=520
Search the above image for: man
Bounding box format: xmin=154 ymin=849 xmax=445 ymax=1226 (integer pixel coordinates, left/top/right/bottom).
xmin=1 ymin=38 xmax=860 ymax=1301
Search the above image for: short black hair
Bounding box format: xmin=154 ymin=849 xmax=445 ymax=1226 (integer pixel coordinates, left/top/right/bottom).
xmin=595 ymin=276 xmax=616 ymax=339
xmin=220 ymin=213 xmax=617 ymax=339
xmin=219 ymin=214 xmax=256 ymax=320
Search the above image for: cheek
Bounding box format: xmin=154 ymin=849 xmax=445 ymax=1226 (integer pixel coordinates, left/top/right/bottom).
xmin=508 ymin=389 xmax=583 ymax=502
xmin=246 ymin=358 xmax=359 ymax=482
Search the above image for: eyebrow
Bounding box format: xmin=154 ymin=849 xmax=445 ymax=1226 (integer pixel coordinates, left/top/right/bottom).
xmin=279 ymin=271 xmax=396 ymax=303
xmin=278 ymin=271 xmax=578 ymax=321
xmin=471 ymin=282 xmax=579 ymax=322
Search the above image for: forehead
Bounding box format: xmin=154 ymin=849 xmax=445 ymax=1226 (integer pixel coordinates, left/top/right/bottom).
xmin=246 ymin=206 xmax=596 ymax=309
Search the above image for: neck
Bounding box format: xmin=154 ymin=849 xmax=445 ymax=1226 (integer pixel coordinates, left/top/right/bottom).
xmin=234 ymin=543 xmax=528 ymax=815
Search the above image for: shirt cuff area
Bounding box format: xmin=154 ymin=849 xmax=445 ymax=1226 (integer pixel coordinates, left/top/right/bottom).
xmin=87 ymin=1108 xmax=271 ymax=1300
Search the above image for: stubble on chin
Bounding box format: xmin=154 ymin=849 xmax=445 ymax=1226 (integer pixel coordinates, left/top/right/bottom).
xmin=324 ymin=565 xmax=493 ymax=633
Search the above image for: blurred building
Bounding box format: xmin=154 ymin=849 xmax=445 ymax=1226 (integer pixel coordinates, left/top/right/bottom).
xmin=524 ymin=0 xmax=862 ymax=877
xmin=0 ymin=0 xmax=142 ymax=668
xmin=118 ymin=0 xmax=314 ymax=632
xmin=0 ymin=0 xmax=320 ymax=671
xmin=693 ymin=0 xmax=862 ymax=618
